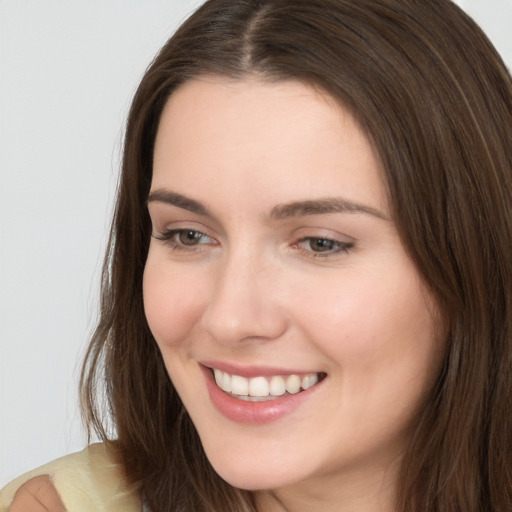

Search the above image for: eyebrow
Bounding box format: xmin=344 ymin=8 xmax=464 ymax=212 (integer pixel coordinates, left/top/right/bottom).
xmin=147 ymin=189 xmax=389 ymax=221
xmin=269 ymin=198 xmax=389 ymax=221
xmin=147 ymin=189 xmax=211 ymax=216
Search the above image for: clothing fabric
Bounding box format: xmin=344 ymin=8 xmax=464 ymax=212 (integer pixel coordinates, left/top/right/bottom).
xmin=0 ymin=443 xmax=140 ymax=512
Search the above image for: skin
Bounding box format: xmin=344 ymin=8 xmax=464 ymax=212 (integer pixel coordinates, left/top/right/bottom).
xmin=144 ymin=77 xmax=445 ymax=512
xmin=8 ymin=476 xmax=65 ymax=512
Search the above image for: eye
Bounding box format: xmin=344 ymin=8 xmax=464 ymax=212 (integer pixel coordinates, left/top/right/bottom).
xmin=296 ymin=237 xmax=353 ymax=256
xmin=305 ymin=238 xmax=338 ymax=252
xmin=153 ymin=228 xmax=216 ymax=250
xmin=175 ymin=229 xmax=208 ymax=246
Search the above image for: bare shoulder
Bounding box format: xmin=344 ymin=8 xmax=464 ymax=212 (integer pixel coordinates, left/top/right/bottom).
xmin=1 ymin=444 xmax=140 ymax=512
xmin=8 ymin=475 xmax=65 ymax=512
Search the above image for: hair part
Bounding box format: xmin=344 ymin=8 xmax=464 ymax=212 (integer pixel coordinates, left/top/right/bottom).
xmin=80 ymin=1 xmax=512 ymax=510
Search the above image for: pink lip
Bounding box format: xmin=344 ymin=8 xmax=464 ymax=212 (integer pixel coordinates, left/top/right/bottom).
xmin=199 ymin=364 xmax=324 ymax=424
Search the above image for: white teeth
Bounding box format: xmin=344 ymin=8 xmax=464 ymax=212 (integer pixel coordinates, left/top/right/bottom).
xmin=221 ymin=371 xmax=232 ymax=393
xmin=269 ymin=375 xmax=286 ymax=396
xmin=249 ymin=376 xmax=269 ymax=397
xmin=285 ymin=374 xmax=301 ymax=394
xmin=231 ymin=374 xmax=249 ymax=395
xmin=211 ymin=369 xmax=322 ymax=399
xmin=214 ymin=368 xmax=223 ymax=387
xmin=301 ymin=373 xmax=319 ymax=390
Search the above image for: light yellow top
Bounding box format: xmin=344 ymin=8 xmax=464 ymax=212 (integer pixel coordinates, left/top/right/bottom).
xmin=0 ymin=443 xmax=140 ymax=512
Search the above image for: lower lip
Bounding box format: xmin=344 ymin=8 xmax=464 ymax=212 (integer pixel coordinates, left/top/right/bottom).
xmin=200 ymin=366 xmax=323 ymax=424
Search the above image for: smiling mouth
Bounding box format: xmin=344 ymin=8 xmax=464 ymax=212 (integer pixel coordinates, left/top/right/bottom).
xmin=210 ymin=368 xmax=327 ymax=402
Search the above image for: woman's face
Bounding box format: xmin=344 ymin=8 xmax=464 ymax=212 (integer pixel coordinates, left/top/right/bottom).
xmin=144 ymin=77 xmax=443 ymax=499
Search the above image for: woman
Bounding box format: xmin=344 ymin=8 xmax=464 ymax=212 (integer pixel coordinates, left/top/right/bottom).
xmin=3 ymin=0 xmax=512 ymax=510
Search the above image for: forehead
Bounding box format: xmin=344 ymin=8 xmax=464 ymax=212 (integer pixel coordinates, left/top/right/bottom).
xmin=155 ymin=77 xmax=351 ymax=148
xmin=152 ymin=77 xmax=388 ymax=216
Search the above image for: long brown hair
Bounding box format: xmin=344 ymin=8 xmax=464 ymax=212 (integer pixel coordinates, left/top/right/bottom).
xmin=80 ymin=1 xmax=512 ymax=510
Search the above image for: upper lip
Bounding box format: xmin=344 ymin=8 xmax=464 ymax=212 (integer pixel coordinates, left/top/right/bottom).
xmin=200 ymin=360 xmax=324 ymax=378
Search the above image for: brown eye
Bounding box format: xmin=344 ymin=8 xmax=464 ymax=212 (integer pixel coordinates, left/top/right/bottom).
xmin=178 ymin=230 xmax=204 ymax=245
xmin=308 ymin=238 xmax=339 ymax=252
xmin=152 ymin=228 xmax=215 ymax=249
xmin=296 ymin=236 xmax=354 ymax=257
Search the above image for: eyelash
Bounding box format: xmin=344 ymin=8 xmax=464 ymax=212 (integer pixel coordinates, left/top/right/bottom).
xmin=294 ymin=237 xmax=354 ymax=258
xmin=152 ymin=229 xmax=354 ymax=258
xmin=153 ymin=229 xmax=216 ymax=251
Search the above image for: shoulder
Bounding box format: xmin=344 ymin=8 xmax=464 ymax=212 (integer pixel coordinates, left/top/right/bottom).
xmin=0 ymin=443 xmax=140 ymax=512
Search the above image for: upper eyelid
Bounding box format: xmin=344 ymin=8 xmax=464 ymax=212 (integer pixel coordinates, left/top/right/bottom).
xmin=295 ymin=236 xmax=354 ymax=249
xmin=146 ymin=204 xmax=222 ymax=234
xmin=154 ymin=227 xmax=214 ymax=239
xmin=151 ymin=220 xmax=215 ymax=236
xmin=297 ymin=235 xmax=351 ymax=243
xmin=292 ymin=226 xmax=355 ymax=243
xmin=149 ymin=210 xmax=216 ymax=236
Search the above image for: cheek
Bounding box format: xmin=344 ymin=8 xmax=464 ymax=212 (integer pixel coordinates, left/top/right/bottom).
xmin=142 ymin=257 xmax=207 ymax=349
xmin=294 ymin=263 xmax=442 ymax=392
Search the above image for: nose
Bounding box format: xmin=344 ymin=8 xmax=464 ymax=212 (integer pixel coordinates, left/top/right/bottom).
xmin=200 ymin=249 xmax=288 ymax=346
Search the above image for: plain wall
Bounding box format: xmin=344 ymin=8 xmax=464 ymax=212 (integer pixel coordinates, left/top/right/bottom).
xmin=1 ymin=0 xmax=511 ymax=486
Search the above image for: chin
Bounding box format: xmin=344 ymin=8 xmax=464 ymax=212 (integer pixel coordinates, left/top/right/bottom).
xmin=203 ymin=444 xmax=309 ymax=491
xmin=214 ymin=465 xmax=295 ymax=492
